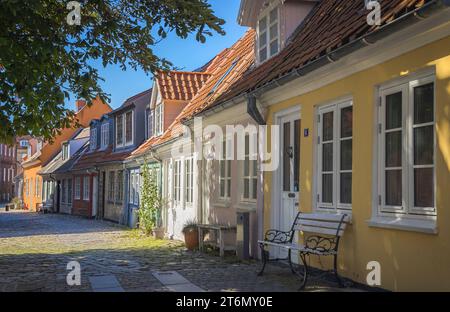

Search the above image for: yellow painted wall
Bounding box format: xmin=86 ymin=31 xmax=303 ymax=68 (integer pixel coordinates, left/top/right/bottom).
xmin=263 ymin=35 xmax=450 ymax=291
xmin=22 ymin=164 xmax=42 ymax=211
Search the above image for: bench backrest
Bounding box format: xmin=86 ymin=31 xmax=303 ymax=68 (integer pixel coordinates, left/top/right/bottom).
xmin=292 ymin=212 xmax=349 ymax=237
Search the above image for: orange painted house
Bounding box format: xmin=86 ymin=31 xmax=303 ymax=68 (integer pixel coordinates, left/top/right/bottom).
xmin=21 ymin=98 xmax=112 ymax=211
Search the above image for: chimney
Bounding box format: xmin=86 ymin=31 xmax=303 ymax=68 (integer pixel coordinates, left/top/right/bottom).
xmin=76 ymin=99 xmax=86 ymax=112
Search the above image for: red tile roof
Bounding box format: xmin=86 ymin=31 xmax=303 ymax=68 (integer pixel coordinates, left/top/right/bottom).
xmin=130 ymin=29 xmax=256 ymax=158
xmin=218 ymin=0 xmax=430 ymax=103
xmin=156 ymin=71 xmax=211 ymax=102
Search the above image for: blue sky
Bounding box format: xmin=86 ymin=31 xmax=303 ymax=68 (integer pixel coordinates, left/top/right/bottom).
xmin=76 ymin=0 xmax=247 ymax=110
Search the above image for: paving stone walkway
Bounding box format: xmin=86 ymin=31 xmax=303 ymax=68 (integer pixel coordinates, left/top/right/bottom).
xmin=0 ymin=210 xmax=364 ymax=292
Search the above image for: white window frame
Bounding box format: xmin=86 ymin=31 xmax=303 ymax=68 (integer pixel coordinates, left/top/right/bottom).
xmin=83 ymin=176 xmax=90 ymax=201
xmin=377 ymin=73 xmax=436 ymax=218
xmin=185 ymin=157 xmax=194 ymax=205
xmin=154 ymin=104 xmax=164 ymax=136
xmin=74 ymin=177 xmax=81 ymax=200
xmin=146 ymin=109 xmax=154 ymax=139
xmin=129 ymin=169 xmax=140 ymax=205
xmin=173 ymin=159 xmax=182 ymax=205
xmin=257 ymin=4 xmax=280 ymax=64
xmin=90 ymin=128 xmax=97 ymax=151
xmin=316 ymin=99 xmax=353 ymax=213
xmin=241 ymin=134 xmax=258 ymax=202
xmin=116 ymin=111 xmax=134 ymax=148
xmin=116 ymin=170 xmax=124 ymax=203
xmin=101 ymin=123 xmax=109 ymax=148
xmin=62 ymin=143 xmax=69 ymax=160
xmin=219 ymin=138 xmax=232 ymax=201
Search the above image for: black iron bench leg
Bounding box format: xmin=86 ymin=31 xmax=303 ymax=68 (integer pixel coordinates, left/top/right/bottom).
xmin=298 ymin=253 xmax=308 ymax=290
xmin=334 ymin=254 xmax=344 ymax=288
xmin=258 ymin=243 xmax=268 ymax=276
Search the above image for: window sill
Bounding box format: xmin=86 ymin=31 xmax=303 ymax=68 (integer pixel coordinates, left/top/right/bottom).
xmin=236 ymin=202 xmax=257 ymax=212
xmin=214 ymin=201 xmax=231 ymax=208
xmin=367 ymin=216 xmax=437 ymax=235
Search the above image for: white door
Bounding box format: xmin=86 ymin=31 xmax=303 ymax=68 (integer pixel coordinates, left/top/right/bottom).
xmin=272 ymin=109 xmax=301 ymax=259
xmin=92 ymin=176 xmax=98 ymax=217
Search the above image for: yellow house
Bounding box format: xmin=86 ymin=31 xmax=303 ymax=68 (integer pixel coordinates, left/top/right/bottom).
xmin=228 ymin=0 xmax=450 ymax=291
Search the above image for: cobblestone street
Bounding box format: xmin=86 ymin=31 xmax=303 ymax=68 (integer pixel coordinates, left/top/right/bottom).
xmin=0 ymin=211 xmax=361 ymax=292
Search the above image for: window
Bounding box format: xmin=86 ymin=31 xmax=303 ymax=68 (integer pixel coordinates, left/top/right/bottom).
xmin=116 ymin=170 xmax=124 ymax=203
xmin=74 ymin=177 xmax=81 ymax=200
xmin=90 ymin=127 xmax=98 ymax=151
xmin=173 ymin=160 xmax=181 ymax=204
xmin=317 ymin=100 xmax=353 ymax=211
xmin=61 ymin=179 xmax=66 ymax=203
xmin=83 ymin=176 xmax=90 ymax=201
xmin=219 ymin=140 xmax=232 ymax=199
xmin=378 ymin=74 xmax=435 ymax=216
xmin=101 ymin=123 xmax=109 ymax=148
xmin=258 ymin=6 xmax=279 ymax=63
xmin=243 ymin=135 xmax=258 ymax=201
xmin=108 ymin=171 xmax=115 ymax=202
xmin=62 ymin=143 xmax=69 ymax=160
xmin=129 ymin=169 xmax=140 ymax=205
xmin=185 ymin=158 xmax=194 ymax=204
xmin=36 ymin=177 xmax=41 ymax=197
xmin=116 ymin=114 xmax=123 ymax=146
xmin=209 ymin=59 xmax=239 ymax=96
xmin=116 ymin=111 xmax=133 ymax=147
xmin=146 ymin=109 xmax=153 ymax=139
xmin=154 ymin=104 xmax=163 ymax=135
xmin=67 ymin=179 xmax=72 ymax=204
xmin=20 ymin=140 xmax=28 ymax=147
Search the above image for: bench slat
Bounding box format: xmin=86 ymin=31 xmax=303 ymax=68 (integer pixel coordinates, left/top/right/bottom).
xmin=295 ymin=219 xmax=347 ymax=231
xmin=297 ymin=213 xmax=349 ymax=223
xmin=300 ymin=225 xmax=344 ymax=237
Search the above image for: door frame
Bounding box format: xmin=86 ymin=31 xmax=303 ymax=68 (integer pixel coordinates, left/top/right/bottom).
xmin=271 ymin=105 xmax=301 ymax=242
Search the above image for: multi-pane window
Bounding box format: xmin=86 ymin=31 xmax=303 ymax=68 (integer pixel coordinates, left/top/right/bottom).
xmin=116 ymin=115 xmax=123 ymax=146
xmin=378 ymin=74 xmax=435 ymax=216
xmin=101 ymin=123 xmax=109 ymax=148
xmin=125 ymin=111 xmax=133 ymax=144
xmin=146 ymin=109 xmax=153 ymax=139
xmin=154 ymin=104 xmax=163 ymax=135
xmin=317 ymin=100 xmax=353 ymax=211
xmin=62 ymin=143 xmax=69 ymax=160
xmin=243 ymin=135 xmax=258 ymax=201
xmin=116 ymin=170 xmax=124 ymax=203
xmin=173 ymin=160 xmax=181 ymax=204
xmin=90 ymin=127 xmax=97 ymax=151
xmin=258 ymin=6 xmax=279 ymax=63
xmin=83 ymin=176 xmax=90 ymax=201
xmin=74 ymin=177 xmax=81 ymax=200
xmin=36 ymin=177 xmax=41 ymax=197
xmin=108 ymin=171 xmax=115 ymax=202
xmin=67 ymin=179 xmax=72 ymax=204
xmin=219 ymin=140 xmax=231 ymax=199
xmin=129 ymin=169 xmax=140 ymax=205
xmin=116 ymin=111 xmax=133 ymax=147
xmin=185 ymin=158 xmax=194 ymax=204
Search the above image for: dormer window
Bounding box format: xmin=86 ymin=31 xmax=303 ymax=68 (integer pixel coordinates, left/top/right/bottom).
xmin=258 ymin=6 xmax=279 ymax=63
xmin=62 ymin=143 xmax=70 ymax=160
xmin=90 ymin=127 xmax=97 ymax=151
xmin=116 ymin=111 xmax=134 ymax=148
xmin=146 ymin=109 xmax=153 ymax=139
xmin=101 ymin=123 xmax=109 ymax=148
xmin=154 ymin=104 xmax=163 ymax=136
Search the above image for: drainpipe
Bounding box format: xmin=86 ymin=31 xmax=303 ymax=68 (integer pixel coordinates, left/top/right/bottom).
xmin=247 ymin=95 xmax=266 ymax=125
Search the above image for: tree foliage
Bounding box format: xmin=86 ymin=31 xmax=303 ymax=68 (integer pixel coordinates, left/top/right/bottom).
xmin=0 ymin=0 xmax=225 ymax=143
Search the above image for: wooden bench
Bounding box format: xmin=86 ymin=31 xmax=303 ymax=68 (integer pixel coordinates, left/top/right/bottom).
xmin=257 ymin=212 xmax=349 ymax=289
xmin=198 ymin=224 xmax=237 ymax=258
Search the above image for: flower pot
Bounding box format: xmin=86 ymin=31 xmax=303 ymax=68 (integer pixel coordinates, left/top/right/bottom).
xmin=152 ymin=227 xmax=165 ymax=240
xmin=183 ymin=228 xmax=199 ymax=251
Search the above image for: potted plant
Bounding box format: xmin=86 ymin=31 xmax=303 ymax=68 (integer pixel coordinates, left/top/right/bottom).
xmin=182 ymin=220 xmax=199 ymax=251
xmin=12 ymin=197 xmax=21 ymax=210
xmin=138 ymin=161 xmax=165 ymax=239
